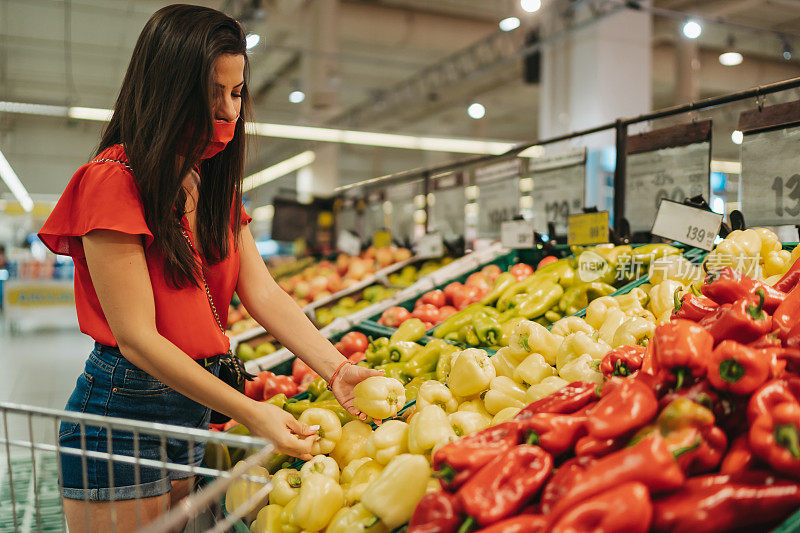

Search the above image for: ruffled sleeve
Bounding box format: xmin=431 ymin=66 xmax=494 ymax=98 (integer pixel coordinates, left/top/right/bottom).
xmin=38 ymin=162 xmax=153 ymax=258
xmin=240 ymin=203 xmax=252 ymax=226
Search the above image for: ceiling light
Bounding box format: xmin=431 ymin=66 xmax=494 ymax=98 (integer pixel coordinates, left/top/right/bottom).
xmin=467 ymin=102 xmax=486 ymax=119
xmin=719 ymin=51 xmax=743 ymax=66
xmin=731 ymin=130 xmax=744 ymax=145
xmin=499 ymin=17 xmax=521 ymax=32
xmin=243 ymin=151 xmax=316 ymax=191
xmin=0 ymin=148 xmax=33 ymax=212
xmin=289 ymin=90 xmax=305 ymax=103
xmin=245 ymin=33 xmax=260 ymax=50
xmin=682 ymin=20 xmax=702 ymax=39
xmin=783 ymin=39 xmax=793 ymax=60
xmin=711 ymin=197 xmax=725 ymax=214
xmin=520 ymin=0 xmax=542 ymax=13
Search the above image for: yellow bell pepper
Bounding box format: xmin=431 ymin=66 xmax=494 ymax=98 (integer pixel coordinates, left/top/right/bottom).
xmin=299 ymin=408 xmax=343 ymax=455
xmin=764 ymin=249 xmax=792 ymax=278
xmin=491 ymin=346 xmax=529 ymax=380
xmin=754 ymin=227 xmax=782 ymax=258
xmin=250 ymin=503 xmax=283 ymax=533
xmin=435 ymin=349 xmax=459 ymax=382
xmin=427 ymin=478 xmax=442 ymax=493
xmin=446 ymin=349 xmax=496 ymax=398
xmin=354 ymin=377 xmax=406 ymax=420
xmin=449 ymin=410 xmax=492 ymax=436
xmin=408 ymin=405 xmax=457 ymax=456
xmin=290 ymin=473 xmax=344 ymax=531
xmin=325 ymin=503 xmax=387 ymax=533
xmin=457 ymin=398 xmax=493 ymax=418
xmin=559 ymin=354 xmax=604 ymax=384
xmin=585 ymin=296 xmax=620 ymax=329
xmin=416 ymin=380 xmax=458 ymax=413
xmin=341 ymin=457 xmax=372 ymax=486
xmin=365 ymin=420 xmax=409 ymax=465
xmin=330 ymin=420 xmax=372 ymax=467
xmin=526 ymin=376 xmax=569 ymax=403
xmin=300 ymin=455 xmax=339 ymax=481
xmin=780 ymin=246 xmax=800 ymax=278
xmin=512 ymin=353 xmax=556 ymax=387
xmin=344 ymin=460 xmax=384 ymax=505
xmin=707 ymin=229 xmax=762 ymax=277
xmin=550 ymin=316 xmax=595 ymax=337
xmin=279 ymin=498 xmax=300 ymax=533
xmin=617 ymin=287 xmax=650 ymax=312
xmin=361 ymin=454 xmax=431 ymax=530
xmin=483 ymin=376 xmax=528 ymax=415
xmin=612 ymin=316 xmax=656 ymax=348
xmin=225 ymin=466 xmax=270 ymax=522
xmin=555 ymin=332 xmax=610 ymax=371
xmin=648 ymin=280 xmax=684 ymax=319
xmin=491 ymin=407 xmax=521 ymax=426
xmin=269 ymin=468 xmax=302 ymax=506
xmin=597 ymin=307 xmax=628 ymax=345
xmin=499 ymin=316 xmax=525 ymax=346
xmin=509 ymin=320 xmax=562 ymax=357
xmin=648 ymin=255 xmax=702 ymax=285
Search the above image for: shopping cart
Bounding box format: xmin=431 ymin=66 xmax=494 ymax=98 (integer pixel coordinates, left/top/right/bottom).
xmin=0 ymin=401 xmax=274 ymax=533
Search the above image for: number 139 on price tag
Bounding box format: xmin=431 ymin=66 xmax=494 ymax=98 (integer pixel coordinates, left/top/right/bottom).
xmin=651 ymin=200 xmax=722 ymax=251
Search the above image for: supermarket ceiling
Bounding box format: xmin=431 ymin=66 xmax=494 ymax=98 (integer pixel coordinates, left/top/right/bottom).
xmin=1 ymin=0 xmax=800 ymax=201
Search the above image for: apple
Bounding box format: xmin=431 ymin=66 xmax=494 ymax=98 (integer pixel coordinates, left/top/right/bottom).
xmin=309 ymin=275 xmax=329 ymax=294
xmin=347 ymin=259 xmax=370 ymax=281
xmin=342 ymin=278 xmax=360 ymax=290
xmin=336 ymin=255 xmax=351 ymax=275
xmin=394 ymin=247 xmax=412 ymax=262
xmin=294 ymin=281 xmax=311 ymax=300
xmin=227 ymin=309 xmax=244 ymax=328
xmin=326 ymin=273 xmax=343 ymax=293
xmin=314 ymin=290 xmax=332 ymax=301
xmin=375 ymin=247 xmax=395 ymax=268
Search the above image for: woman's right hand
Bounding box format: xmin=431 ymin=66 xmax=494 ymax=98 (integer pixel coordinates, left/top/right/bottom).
xmin=243 ymin=402 xmax=319 ymax=461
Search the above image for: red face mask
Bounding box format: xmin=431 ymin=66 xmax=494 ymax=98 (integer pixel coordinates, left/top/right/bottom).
xmin=199 ymin=118 xmax=238 ymax=159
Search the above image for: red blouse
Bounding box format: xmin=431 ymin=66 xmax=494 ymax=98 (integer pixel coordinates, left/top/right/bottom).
xmin=38 ymin=144 xmax=251 ymax=359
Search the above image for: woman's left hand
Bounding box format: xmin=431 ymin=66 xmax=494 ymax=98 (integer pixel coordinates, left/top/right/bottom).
xmin=331 ymin=364 xmax=384 ymax=422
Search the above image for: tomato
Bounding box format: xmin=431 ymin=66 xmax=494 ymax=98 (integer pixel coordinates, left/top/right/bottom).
xmin=244 ymin=374 xmax=265 ymax=400
xmin=481 ymin=264 xmax=502 ymax=281
xmin=378 ymin=306 xmax=412 ymax=327
xmin=465 ymin=272 xmax=492 ymax=293
xmin=340 ymin=331 xmax=369 ymax=355
xmin=509 ymin=262 xmax=535 ymax=281
xmin=292 ymin=357 xmax=315 ymax=385
xmin=423 ymin=322 xmax=434 ymax=330
xmin=537 ymin=255 xmax=558 ymax=269
xmin=444 ymin=282 xmax=464 ymax=306
xmin=452 ymin=285 xmax=480 ymax=310
xmin=438 ymin=305 xmax=458 ymax=322
xmin=297 ymin=372 xmax=318 ymax=392
xmin=419 ymin=289 xmax=446 ymax=308
xmin=333 ymin=341 xmax=348 ymax=355
xmin=262 ymin=372 xmax=298 ymax=400
xmin=348 ymin=351 xmax=366 ymax=364
xmin=412 ymin=303 xmax=441 ymax=324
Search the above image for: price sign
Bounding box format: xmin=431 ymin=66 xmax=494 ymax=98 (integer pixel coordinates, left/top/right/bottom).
xmin=651 ymin=200 xmax=722 ymax=251
xmin=529 ymin=148 xmax=586 ymax=235
xmin=740 ymin=125 xmax=800 ymax=226
xmin=501 ymin=219 xmax=535 ymax=249
xmin=475 ymin=160 xmax=522 ymax=239
xmin=417 ymin=232 xmax=444 ymax=259
xmin=336 ymin=230 xmax=362 ymax=256
xmin=568 ymin=211 xmax=609 ymax=246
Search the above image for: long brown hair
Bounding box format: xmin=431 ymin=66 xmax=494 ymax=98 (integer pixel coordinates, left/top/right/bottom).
xmin=97 ymin=4 xmax=250 ymax=288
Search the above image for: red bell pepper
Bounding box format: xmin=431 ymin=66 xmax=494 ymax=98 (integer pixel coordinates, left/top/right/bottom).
xmin=574 ymin=434 xmax=627 ymax=458
xmin=407 ymin=491 xmax=461 ymax=533
xmin=701 ymin=266 xmax=785 ymax=312
xmin=700 ymin=289 xmax=773 ymax=345
xmin=775 ymin=256 xmax=800 ymax=293
xmin=515 ymin=381 xmax=599 ymax=419
xmin=474 ymin=515 xmax=547 ymax=533
xmin=547 ymin=435 xmax=685 ymax=525
xmin=457 ymin=445 xmax=553 ymax=527
xmin=599 ymin=345 xmax=645 ymax=378
xmin=772 ymin=284 xmax=800 ymax=340
xmin=412 ymin=304 xmax=442 ymax=324
xmin=769 ymin=347 xmax=800 ymax=376
xmin=674 ymin=425 xmax=728 ymax=476
xmin=673 ymin=288 xmax=719 ymax=322
xmin=419 ymin=289 xmax=446 ymax=308
xmin=432 ymin=422 xmax=521 ymax=491
xmin=378 ymin=306 xmax=412 ymax=327
xmin=261 ymin=372 xmax=298 ymax=400
xmin=706 ymin=340 xmax=771 ymax=394
xmin=750 ymin=401 xmax=800 ymax=478
xmin=540 ymin=456 xmax=596 ymax=515
xmin=658 ymin=380 xmax=745 ymax=437
xmin=652 ymin=477 xmax=800 ymax=533
xmin=587 ymin=378 xmax=658 ymax=440
xmin=651 ymin=319 xmax=713 ymax=389
xmin=747 ymin=378 xmax=800 ymax=423
xmin=720 ymin=435 xmax=758 ymax=474
xmin=339 ymin=331 xmax=369 ymax=356
xmin=514 ymin=408 xmax=589 ymax=457
xmin=550 ymin=482 xmax=652 ymax=533
xmin=749 ymin=331 xmax=782 ymax=349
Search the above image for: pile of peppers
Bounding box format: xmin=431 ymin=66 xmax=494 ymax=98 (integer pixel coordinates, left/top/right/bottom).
xmin=407 ymin=258 xmax=800 ymax=533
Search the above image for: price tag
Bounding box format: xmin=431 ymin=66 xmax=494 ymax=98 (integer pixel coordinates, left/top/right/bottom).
xmin=740 ymin=125 xmax=800 ymax=226
xmin=568 ymin=211 xmax=609 ymax=246
xmin=529 ymin=149 xmax=586 ymax=235
xmin=337 ymin=230 xmax=361 ymax=256
xmin=417 ymin=232 xmax=444 ymax=259
xmin=651 ymin=200 xmax=722 ymax=251
xmin=501 ymin=220 xmax=535 ymax=249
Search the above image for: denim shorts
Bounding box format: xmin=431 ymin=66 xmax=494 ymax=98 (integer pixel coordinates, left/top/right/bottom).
xmin=59 ymin=342 xmax=220 ymax=501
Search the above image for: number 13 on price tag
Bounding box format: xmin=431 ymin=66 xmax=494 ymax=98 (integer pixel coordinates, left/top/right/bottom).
xmin=651 ymin=200 xmax=722 ymax=251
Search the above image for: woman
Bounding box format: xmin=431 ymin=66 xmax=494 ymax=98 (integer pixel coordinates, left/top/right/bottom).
xmin=38 ymin=5 xmax=379 ymax=531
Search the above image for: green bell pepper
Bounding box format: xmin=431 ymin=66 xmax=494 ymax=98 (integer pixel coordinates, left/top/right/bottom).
xmin=365 ymin=337 xmax=391 ymax=366
xmin=480 ymin=272 xmax=517 ymax=306
xmin=544 ymin=310 xmax=563 ymax=323
xmin=314 ymin=389 xmax=335 ymax=403
xmin=390 ymin=318 xmax=427 ymax=343
xmin=376 ymin=362 xmax=411 ymax=385
xmin=557 ymin=281 xmax=616 ymax=316
xmin=307 ymin=377 xmax=328 ymax=401
xmin=516 ymin=282 xmax=565 ymax=319
xmin=266 ymin=453 xmax=294 ymax=474
xmin=265 ymin=393 xmax=288 ymax=409
xmin=310 ymin=399 xmax=356 ymax=425
xmin=433 ymin=304 xmax=483 ymax=339
xmin=460 ymin=324 xmax=481 ymax=346
xmin=387 ymin=341 xmax=422 ymax=363
xmin=284 ymin=399 xmax=312 ymax=418
xmin=404 ymin=339 xmax=453 ymax=378
xmin=404 ymin=375 xmax=433 ymax=402
xmin=472 ymin=314 xmax=502 ymax=345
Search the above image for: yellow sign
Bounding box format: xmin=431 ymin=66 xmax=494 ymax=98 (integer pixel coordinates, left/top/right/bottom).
xmin=568 ymin=211 xmax=610 ymax=246
xmin=372 ymin=230 xmax=392 ymax=248
xmin=6 ymin=284 xmax=75 ymax=308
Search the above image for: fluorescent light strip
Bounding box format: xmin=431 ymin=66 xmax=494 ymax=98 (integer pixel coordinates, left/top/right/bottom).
xmin=1 ymin=101 xmax=516 ymax=155
xmin=0 ymin=148 xmax=34 ymax=212
xmin=711 ymin=160 xmax=742 ymax=174
xmin=243 ymin=151 xmax=316 ymax=191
